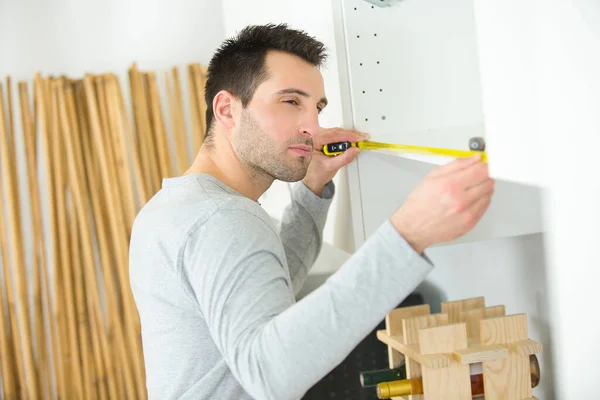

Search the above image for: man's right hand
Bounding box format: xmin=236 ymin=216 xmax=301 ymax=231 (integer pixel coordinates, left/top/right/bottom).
xmin=390 ymin=154 xmax=495 ymax=254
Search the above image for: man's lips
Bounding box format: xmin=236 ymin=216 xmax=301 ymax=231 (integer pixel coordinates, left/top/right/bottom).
xmin=289 ymin=145 xmax=312 ymax=156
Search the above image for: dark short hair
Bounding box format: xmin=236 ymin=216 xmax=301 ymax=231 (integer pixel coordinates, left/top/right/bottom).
xmin=203 ymin=23 xmax=328 ymax=142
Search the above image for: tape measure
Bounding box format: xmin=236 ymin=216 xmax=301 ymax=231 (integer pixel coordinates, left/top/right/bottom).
xmin=322 ymin=137 xmax=487 ymax=162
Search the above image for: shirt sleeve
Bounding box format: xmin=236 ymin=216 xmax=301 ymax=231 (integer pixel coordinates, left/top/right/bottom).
xmin=277 ymin=180 xmax=335 ymax=295
xmin=184 ymin=207 xmax=433 ymax=400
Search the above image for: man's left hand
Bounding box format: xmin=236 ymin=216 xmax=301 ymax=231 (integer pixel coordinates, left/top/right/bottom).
xmin=302 ymin=127 xmax=370 ymax=196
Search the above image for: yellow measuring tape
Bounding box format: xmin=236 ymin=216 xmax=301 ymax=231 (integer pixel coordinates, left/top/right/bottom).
xmin=322 ymin=139 xmax=488 ymax=162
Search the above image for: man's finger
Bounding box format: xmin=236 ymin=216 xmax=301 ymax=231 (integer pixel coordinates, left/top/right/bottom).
xmin=326 ymin=146 xmax=360 ymax=168
xmin=316 ymin=128 xmax=369 ymax=147
xmin=465 ymin=194 xmax=493 ymax=227
xmin=452 ymin=161 xmax=489 ymax=188
xmin=429 ymin=154 xmax=482 ymax=178
xmin=465 ymin=178 xmax=495 ymax=204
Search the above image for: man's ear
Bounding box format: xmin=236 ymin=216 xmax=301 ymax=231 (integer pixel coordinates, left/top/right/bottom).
xmin=212 ymin=90 xmax=237 ymax=131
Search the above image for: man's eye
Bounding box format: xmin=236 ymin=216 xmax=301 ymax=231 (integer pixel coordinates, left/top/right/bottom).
xmin=285 ymin=100 xmax=299 ymax=106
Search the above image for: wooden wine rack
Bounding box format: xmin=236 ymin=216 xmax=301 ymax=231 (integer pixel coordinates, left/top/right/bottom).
xmin=376 ymin=296 xmax=543 ymax=399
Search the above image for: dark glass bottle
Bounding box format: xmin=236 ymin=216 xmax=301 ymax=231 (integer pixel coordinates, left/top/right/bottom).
xmin=359 ymin=362 xmax=407 ymax=388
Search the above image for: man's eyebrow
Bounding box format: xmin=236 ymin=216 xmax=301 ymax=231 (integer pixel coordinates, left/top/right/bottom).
xmin=275 ymin=88 xmax=328 ymax=107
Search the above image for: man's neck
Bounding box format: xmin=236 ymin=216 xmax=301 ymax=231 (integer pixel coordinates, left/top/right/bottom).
xmin=184 ymin=136 xmax=273 ymax=202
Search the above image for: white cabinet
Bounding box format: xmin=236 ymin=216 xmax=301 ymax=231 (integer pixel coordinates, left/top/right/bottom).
xmin=337 ymin=0 xmax=486 ymax=156
xmin=331 ymin=0 xmax=545 ymax=247
xmin=471 ymin=0 xmax=544 ymax=187
xmin=355 ymin=151 xmax=543 ymax=247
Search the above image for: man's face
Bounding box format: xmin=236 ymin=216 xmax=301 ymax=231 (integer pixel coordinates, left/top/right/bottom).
xmin=232 ymin=50 xmax=327 ymax=182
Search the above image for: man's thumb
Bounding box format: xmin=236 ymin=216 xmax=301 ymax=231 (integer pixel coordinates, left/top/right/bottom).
xmin=340 ymin=146 xmax=361 ymax=164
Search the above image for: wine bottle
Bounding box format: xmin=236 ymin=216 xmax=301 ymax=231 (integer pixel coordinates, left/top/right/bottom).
xmin=376 ymin=354 xmax=540 ymax=399
xmin=360 ymin=363 xmax=407 ymax=387
xmin=362 ymin=358 xmax=482 ymax=388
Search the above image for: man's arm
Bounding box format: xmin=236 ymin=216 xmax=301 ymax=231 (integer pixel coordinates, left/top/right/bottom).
xmin=185 ymin=208 xmax=433 ymax=400
xmin=277 ymin=180 xmax=335 ymax=295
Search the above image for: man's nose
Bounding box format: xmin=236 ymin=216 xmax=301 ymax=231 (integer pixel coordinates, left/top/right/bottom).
xmin=300 ymin=110 xmax=320 ymax=138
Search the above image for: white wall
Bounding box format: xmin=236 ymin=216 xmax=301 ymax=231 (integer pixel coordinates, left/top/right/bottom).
xmin=536 ymin=1 xmax=600 ymax=398
xmin=0 ymin=0 xmax=225 ymax=79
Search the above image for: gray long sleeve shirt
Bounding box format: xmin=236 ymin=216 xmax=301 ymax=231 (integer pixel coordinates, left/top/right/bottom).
xmin=129 ymin=173 xmax=433 ymax=400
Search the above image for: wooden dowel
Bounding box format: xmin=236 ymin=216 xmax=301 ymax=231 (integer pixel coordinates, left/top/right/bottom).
xmin=95 ymin=75 xmax=132 ymax=238
xmin=0 ymin=179 xmax=18 ymax=400
xmin=114 ymin=75 xmax=149 ymax=205
xmin=188 ymin=64 xmax=202 ymax=154
xmin=75 ymin=81 xmax=124 ymax=400
xmin=18 ymin=80 xmax=52 ymax=400
xmin=146 ymin=71 xmax=174 ymax=179
xmin=166 ymin=67 xmax=189 ymax=174
xmin=59 ymin=78 xmax=120 ymax=400
xmin=73 ymin=79 xmax=113 ymax=400
xmin=68 ymin=199 xmax=94 ymax=400
xmin=35 ymin=73 xmax=67 ymax=400
xmin=47 ymin=75 xmax=74 ymax=400
xmin=50 ymin=79 xmax=84 ymax=400
xmin=102 ymin=75 xmax=147 ymax=399
xmin=91 ymin=75 xmax=137 ymax=323
xmin=83 ymin=74 xmax=139 ymax=399
xmin=197 ymin=64 xmax=208 ymax=144
xmin=129 ymin=65 xmax=159 ymax=194
xmin=0 ymin=80 xmax=39 ymax=400
xmin=105 ymin=75 xmax=138 ymax=232
xmin=60 ymin=80 xmax=95 ymax=400
xmin=6 ymin=77 xmax=15 ymax=163
xmin=128 ymin=64 xmax=152 ymax=194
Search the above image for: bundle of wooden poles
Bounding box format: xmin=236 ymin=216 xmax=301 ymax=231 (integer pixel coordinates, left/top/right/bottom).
xmin=0 ymin=62 xmax=208 ymax=400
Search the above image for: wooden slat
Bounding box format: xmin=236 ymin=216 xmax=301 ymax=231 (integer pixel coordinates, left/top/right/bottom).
xmin=385 ymin=303 xmax=431 ymax=400
xmin=511 ymin=339 xmax=543 ymax=356
xmin=452 ymin=344 xmax=509 ymax=364
xmin=419 ymin=323 xmax=471 ymax=399
xmin=376 ymin=330 xmax=451 ymax=369
xmin=480 ymin=314 xmax=532 ymax=399
xmin=402 ymin=313 xmax=448 ymax=400
xmin=441 ymin=296 xmax=485 ymax=323
xmin=459 ymin=305 xmax=506 ymax=343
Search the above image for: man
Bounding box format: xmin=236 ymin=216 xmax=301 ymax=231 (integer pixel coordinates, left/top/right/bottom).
xmin=129 ymin=23 xmax=494 ymax=400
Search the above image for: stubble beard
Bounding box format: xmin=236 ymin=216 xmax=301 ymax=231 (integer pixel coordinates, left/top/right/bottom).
xmin=236 ymin=110 xmax=312 ymax=183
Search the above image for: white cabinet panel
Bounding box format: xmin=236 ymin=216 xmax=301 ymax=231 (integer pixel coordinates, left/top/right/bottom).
xmin=333 ymin=0 xmax=546 ymax=246
xmin=354 ymin=151 xmax=544 ymax=247
xmin=472 ymin=0 xmax=545 ymax=186
xmin=339 ymin=0 xmax=486 ymax=160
